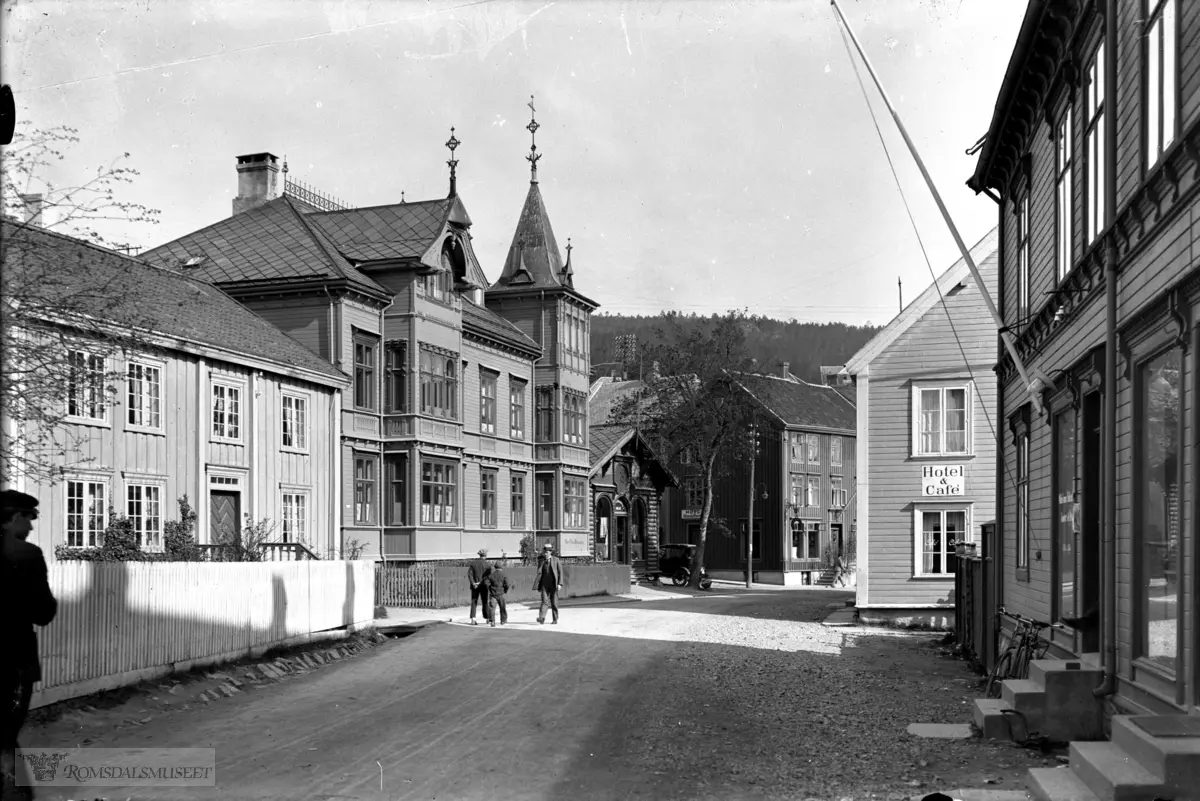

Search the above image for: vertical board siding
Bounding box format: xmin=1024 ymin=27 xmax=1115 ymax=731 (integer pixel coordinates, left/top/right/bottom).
xmin=33 ymin=560 xmax=375 ymax=708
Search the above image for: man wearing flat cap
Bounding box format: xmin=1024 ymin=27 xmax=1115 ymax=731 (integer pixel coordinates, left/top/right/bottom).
xmin=1 ymin=489 xmax=57 ymax=798
xmin=533 ymin=543 xmax=563 ymax=625
xmin=467 ymin=548 xmax=492 ymax=626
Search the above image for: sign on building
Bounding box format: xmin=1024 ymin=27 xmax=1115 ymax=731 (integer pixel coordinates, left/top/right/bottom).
xmin=681 ymin=509 xmax=701 ymax=520
xmin=921 ymin=464 xmax=965 ymax=496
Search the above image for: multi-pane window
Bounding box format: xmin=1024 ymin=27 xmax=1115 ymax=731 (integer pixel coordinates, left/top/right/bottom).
xmin=830 ymin=476 xmax=847 ymax=508
xmin=561 ymin=303 xmax=589 ymax=373
xmin=354 ymin=455 xmax=377 ymax=525
xmin=511 ymin=472 xmax=526 ymax=529
xmin=806 ymin=475 xmax=821 ymax=507
xmin=480 ymin=370 xmax=497 ymax=435
xmin=563 ymin=392 xmax=585 ymax=445
xmin=66 ymin=479 xmax=107 ymax=547
xmin=805 ymin=434 xmax=821 ymax=466
xmin=212 ymin=382 xmax=241 ymax=440
xmin=564 ymin=478 xmax=586 ymax=529
xmin=1017 ymin=432 xmax=1030 ymax=569
xmin=126 ymin=362 xmax=161 ymax=429
xmin=789 ymin=473 xmax=804 ymax=507
xmin=1084 ymin=41 xmax=1106 ymax=246
xmin=480 ymin=469 xmax=498 ymax=528
xmin=354 ymin=335 xmax=377 ymax=411
xmin=420 ymin=460 xmax=457 ymax=524
xmin=385 ymin=343 xmax=407 ymax=413
xmin=67 ymin=349 xmax=106 ymax=420
xmin=535 ymin=387 xmax=555 ymax=442
xmin=536 ymin=474 xmax=554 ymax=530
xmin=917 ymin=508 xmax=966 ymax=576
xmin=1056 ymin=107 xmax=1074 ymax=279
xmin=830 ymin=437 xmax=843 ymax=469
xmin=1146 ymin=0 xmax=1177 ymax=170
xmin=789 ymin=433 xmax=803 ymax=462
xmin=281 ymin=394 xmax=308 ymax=451
xmin=423 ymin=268 xmax=452 ymax=303
xmin=419 ymin=346 xmax=457 ymax=419
xmin=1015 ymin=191 xmax=1030 ymax=317
xmin=126 ymin=484 xmax=162 ymax=550
xmin=510 ymin=379 xmax=526 ymax=440
xmin=684 ymin=476 xmax=704 ymax=508
xmin=281 ymin=493 xmax=307 ymax=544
xmin=385 ymin=455 xmax=407 ymax=526
xmin=915 ymin=386 xmax=969 ymax=456
xmin=791 ymin=520 xmax=820 ymax=560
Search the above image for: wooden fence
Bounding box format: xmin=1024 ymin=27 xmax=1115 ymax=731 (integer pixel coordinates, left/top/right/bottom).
xmin=32 ymin=560 xmax=376 ymax=709
xmin=375 ymin=563 xmax=632 ymax=608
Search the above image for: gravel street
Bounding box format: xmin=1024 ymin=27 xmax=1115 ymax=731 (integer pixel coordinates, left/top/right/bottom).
xmin=21 ymin=588 xmax=1052 ymax=800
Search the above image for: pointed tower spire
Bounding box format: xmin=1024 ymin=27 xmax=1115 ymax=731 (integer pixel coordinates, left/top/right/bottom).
xmin=446 ymin=127 xmax=461 ymax=197
xmin=526 ymin=95 xmax=542 ymax=184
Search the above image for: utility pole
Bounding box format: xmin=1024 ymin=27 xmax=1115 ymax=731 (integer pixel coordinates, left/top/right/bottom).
xmin=746 ymin=422 xmax=757 ymax=589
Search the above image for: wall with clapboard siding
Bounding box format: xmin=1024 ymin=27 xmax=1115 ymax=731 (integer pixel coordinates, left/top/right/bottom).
xmin=240 ymin=296 xmax=331 ymax=361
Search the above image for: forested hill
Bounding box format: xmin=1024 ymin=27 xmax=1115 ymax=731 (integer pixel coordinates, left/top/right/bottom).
xmin=589 ymin=313 xmax=882 ymax=383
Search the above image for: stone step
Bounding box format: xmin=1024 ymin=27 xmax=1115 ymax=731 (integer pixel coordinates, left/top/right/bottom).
xmin=1028 ymin=659 xmax=1104 ymax=692
xmin=1001 ymin=679 xmax=1045 ymax=727
xmin=973 ymin=697 xmax=1016 ymax=741
xmin=1027 ymin=767 xmax=1101 ymax=801
xmin=1109 ymin=715 xmax=1200 ymax=790
xmin=1069 ymin=741 xmax=1169 ymax=801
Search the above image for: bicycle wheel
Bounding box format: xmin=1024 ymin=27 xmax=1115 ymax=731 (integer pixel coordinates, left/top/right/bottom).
xmin=1011 ymin=640 xmax=1031 ymax=680
xmin=986 ymin=652 xmax=1013 ymax=698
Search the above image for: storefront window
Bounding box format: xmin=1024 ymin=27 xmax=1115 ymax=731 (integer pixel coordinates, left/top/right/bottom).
xmin=1054 ymin=407 xmax=1076 ymax=622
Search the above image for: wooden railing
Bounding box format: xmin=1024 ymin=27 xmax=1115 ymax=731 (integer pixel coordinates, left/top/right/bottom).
xmin=197 ymin=542 xmax=320 ymax=562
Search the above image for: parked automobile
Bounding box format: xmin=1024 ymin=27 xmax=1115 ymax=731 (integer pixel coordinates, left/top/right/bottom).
xmin=656 ymin=544 xmax=712 ymax=589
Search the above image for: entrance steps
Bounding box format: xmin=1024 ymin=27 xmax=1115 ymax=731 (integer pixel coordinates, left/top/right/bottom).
xmin=973 ymin=659 xmax=1105 ymax=744
xmin=815 ymin=566 xmax=838 ymax=586
xmin=1028 ymin=715 xmax=1200 ymax=801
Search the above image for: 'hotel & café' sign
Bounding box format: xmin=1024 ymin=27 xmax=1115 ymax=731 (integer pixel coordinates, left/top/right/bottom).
xmin=921 ymin=464 xmax=965 ymax=496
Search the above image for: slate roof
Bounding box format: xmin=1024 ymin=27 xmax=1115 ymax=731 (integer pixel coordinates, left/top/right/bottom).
xmin=587 ymin=423 xmax=679 ymax=487
xmin=588 ymin=376 xmax=648 ymax=426
xmin=307 ymin=197 xmax=470 ymax=262
xmin=2 ymin=220 xmax=347 ymax=384
xmin=735 ymin=373 xmax=856 ymax=432
xmin=142 ymin=196 xmax=389 ymax=297
xmin=461 ymin=299 xmax=540 ymax=355
xmin=493 ymin=182 xmax=566 ymax=292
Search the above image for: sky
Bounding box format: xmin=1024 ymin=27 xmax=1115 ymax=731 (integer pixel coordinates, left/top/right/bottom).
xmin=2 ymin=0 xmax=1024 ymax=327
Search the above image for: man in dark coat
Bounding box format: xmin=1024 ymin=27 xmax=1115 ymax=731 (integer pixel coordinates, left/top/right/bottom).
xmin=533 ymin=543 xmax=563 ymax=625
xmin=467 ymin=549 xmax=492 ymax=626
xmin=485 ymin=562 xmax=510 ymax=627
xmin=1 ymin=489 xmax=58 ymax=798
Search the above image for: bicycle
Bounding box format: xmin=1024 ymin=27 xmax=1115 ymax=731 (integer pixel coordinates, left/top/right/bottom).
xmin=985 ymin=607 xmax=1052 ymax=698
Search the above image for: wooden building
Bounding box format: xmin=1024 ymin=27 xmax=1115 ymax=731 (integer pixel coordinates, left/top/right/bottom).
xmin=1 ymin=220 xmax=348 ymax=561
xmin=966 ymin=0 xmax=1200 ymax=790
xmin=143 ymin=118 xmax=596 ymax=560
xmin=840 ymin=228 xmax=999 ymax=627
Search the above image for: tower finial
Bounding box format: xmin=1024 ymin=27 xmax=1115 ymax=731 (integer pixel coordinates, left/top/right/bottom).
xmin=526 ymin=94 xmax=541 ymax=184
xmin=446 ymin=126 xmax=461 ymax=197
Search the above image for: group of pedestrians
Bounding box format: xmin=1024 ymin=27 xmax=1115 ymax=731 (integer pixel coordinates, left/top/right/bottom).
xmin=467 ymin=543 xmax=564 ymax=627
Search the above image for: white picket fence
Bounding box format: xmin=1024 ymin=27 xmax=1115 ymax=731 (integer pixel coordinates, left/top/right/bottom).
xmin=31 ymin=560 xmax=376 ymax=709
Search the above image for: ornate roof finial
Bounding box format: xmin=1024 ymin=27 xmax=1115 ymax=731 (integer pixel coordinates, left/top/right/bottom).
xmin=565 ymin=237 xmax=572 ymax=266
xmin=562 ymin=236 xmax=574 ymax=283
xmin=446 ymin=126 xmax=461 ymax=197
xmin=401 ymin=190 xmax=405 ymax=204
xmin=526 ymin=94 xmax=542 ymax=184
xmin=282 ymin=155 xmax=289 ymax=175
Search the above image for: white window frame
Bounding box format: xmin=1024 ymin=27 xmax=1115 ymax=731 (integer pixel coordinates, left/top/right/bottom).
xmin=1056 ymin=106 xmax=1074 ymax=280
xmin=66 ymin=348 xmax=109 ymax=425
xmin=805 ymin=433 xmax=821 ymax=467
xmin=805 ymin=475 xmax=821 ymax=508
xmin=480 ymin=468 xmax=498 ymax=528
xmin=1145 ymin=0 xmax=1177 ymax=171
xmin=281 ymin=490 xmax=309 ymax=545
xmin=420 ymin=459 xmax=458 ymax=525
xmin=830 ymin=476 xmax=847 ymax=508
xmin=912 ymin=505 xmax=972 ymax=578
xmin=509 ymin=377 xmax=526 ymax=440
xmin=211 ymin=379 xmax=244 ymax=443
xmin=281 ymin=392 xmax=309 ymax=453
xmin=126 ymin=481 xmax=164 ymax=551
xmin=510 ymin=471 xmax=526 ymax=529
xmin=911 ymin=383 xmax=973 ymax=457
xmin=1084 ymin=40 xmax=1106 ymax=247
xmin=563 ymin=476 xmax=587 ymax=529
xmin=65 ymin=476 xmax=109 ymax=548
xmin=480 ymin=370 xmax=498 ymax=436
xmin=830 ymin=436 xmax=843 ymax=469
xmin=125 ymin=358 xmax=163 ymax=433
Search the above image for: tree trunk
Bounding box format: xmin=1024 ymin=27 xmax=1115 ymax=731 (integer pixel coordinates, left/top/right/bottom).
xmin=691 ymin=453 xmax=717 ymax=588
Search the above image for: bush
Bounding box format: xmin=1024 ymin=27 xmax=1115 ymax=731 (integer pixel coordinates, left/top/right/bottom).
xmin=519 ymin=533 xmax=538 ymax=565
xmin=56 ymin=496 xmax=203 ymax=563
xmin=164 ymin=496 xmax=201 ymax=561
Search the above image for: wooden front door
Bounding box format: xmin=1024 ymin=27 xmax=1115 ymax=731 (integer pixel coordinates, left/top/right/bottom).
xmin=832 ymin=524 xmax=844 ymax=557
xmin=210 ymin=490 xmax=240 ymax=544
xmin=1079 ymin=391 xmax=1102 ymax=654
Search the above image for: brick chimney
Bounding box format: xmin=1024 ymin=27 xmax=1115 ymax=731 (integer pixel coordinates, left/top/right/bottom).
xmin=781 ymin=362 xmax=790 ymax=379
xmin=19 ymin=193 xmax=44 ymax=226
xmin=232 ymin=152 xmax=282 ymax=216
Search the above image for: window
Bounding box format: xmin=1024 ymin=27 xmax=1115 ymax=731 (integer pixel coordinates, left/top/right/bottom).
xmin=830 ymin=437 xmax=843 ymax=469
xmin=480 ymin=469 xmax=498 ymax=528
xmin=535 ymin=387 xmax=555 ymax=442
xmin=511 ymin=472 xmax=526 ymax=529
xmin=563 ymin=477 xmax=586 ymax=529
xmin=830 ymin=476 xmax=847 ymax=508
xmin=789 ymin=433 xmax=803 ymax=462
xmin=66 ymin=479 xmax=107 ymax=547
xmin=385 ymin=455 xmax=407 ymax=526
xmin=1136 ymin=346 xmax=1181 ymax=671
xmin=281 ymin=394 xmax=308 ymax=451
xmin=563 ymin=392 xmax=585 ymax=445
xmin=1016 ymin=192 xmax=1030 ymax=317
xmin=479 ymin=370 xmax=498 ymax=435
xmin=739 ymin=519 xmax=762 ymax=559
xmin=679 ymin=446 xmax=697 ymax=465
xmin=420 ymin=460 xmax=457 ymax=524
xmin=1016 ymin=433 xmax=1030 ymax=570
xmin=67 ymin=349 xmax=106 ymax=421
xmin=1056 ymin=107 xmax=1074 ymax=279
xmin=126 ymin=362 xmax=161 ymax=429
xmin=282 ymin=492 xmax=307 ymax=544
xmin=790 ymin=519 xmax=819 ymax=560
xmin=1084 ymin=41 xmax=1106 ymax=246
xmin=353 ymin=334 xmax=377 ymax=411
xmin=789 ymin=473 xmax=804 ymax=506
xmin=806 ymin=475 xmax=821 ymax=507
xmin=126 ymin=484 xmax=162 ymax=550
xmin=1146 ymin=0 xmax=1177 ymax=170
xmin=684 ymin=476 xmax=703 ymax=508
xmin=510 ymin=379 xmax=526 ymax=440
xmin=354 ymin=455 xmax=377 ymax=525
xmin=419 ymin=346 xmax=457 ymax=419
xmin=914 ymin=385 xmax=969 ymax=456
xmin=806 ymin=434 xmax=821 ymax=466
xmin=1054 ymin=407 xmax=1077 ymax=622
xmin=385 ymin=343 xmax=407 ymax=413
xmin=916 ymin=508 xmax=966 ymax=577
xmin=536 ymin=474 xmax=554 ymax=530
xmin=211 ymin=382 xmax=241 ymax=440
xmin=423 ymin=268 xmax=452 ymax=303
xmin=561 ymin=303 xmax=590 ymax=372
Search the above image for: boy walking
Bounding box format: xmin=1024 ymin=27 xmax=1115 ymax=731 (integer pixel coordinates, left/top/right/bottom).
xmin=485 ymin=562 xmax=510 ymax=627
xmin=467 ymin=549 xmax=491 ymax=626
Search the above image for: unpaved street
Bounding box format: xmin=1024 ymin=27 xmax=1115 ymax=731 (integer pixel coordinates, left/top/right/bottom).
xmin=22 ymin=589 xmax=1050 ymax=800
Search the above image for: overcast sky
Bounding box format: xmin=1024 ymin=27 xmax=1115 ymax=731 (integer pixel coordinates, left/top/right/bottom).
xmin=3 ymin=0 xmax=1022 ymax=327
